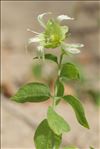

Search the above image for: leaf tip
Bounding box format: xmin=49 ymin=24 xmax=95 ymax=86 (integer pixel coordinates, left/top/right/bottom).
xmin=84 ymin=122 xmax=90 ymax=129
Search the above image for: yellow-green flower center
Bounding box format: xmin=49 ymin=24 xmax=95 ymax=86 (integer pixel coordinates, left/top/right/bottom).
xmin=42 ymin=19 xmax=69 ymax=48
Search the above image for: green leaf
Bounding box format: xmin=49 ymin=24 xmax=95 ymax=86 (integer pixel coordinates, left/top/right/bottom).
xmin=47 ymin=106 xmax=70 ymax=135
xmin=45 ymin=53 xmax=58 ymax=64
xmin=33 ymin=53 xmax=58 ymax=64
xmin=34 ymin=119 xmax=62 ymax=149
xmin=60 ymin=63 xmax=80 ymax=80
xmin=63 ymin=95 xmax=89 ymax=129
xmin=11 ymin=82 xmax=50 ymax=103
xmin=55 ymin=79 xmax=64 ymax=97
xmin=63 ymin=146 xmax=79 ymax=149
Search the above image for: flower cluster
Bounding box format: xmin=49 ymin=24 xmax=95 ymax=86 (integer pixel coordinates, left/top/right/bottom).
xmin=28 ymin=12 xmax=84 ymax=59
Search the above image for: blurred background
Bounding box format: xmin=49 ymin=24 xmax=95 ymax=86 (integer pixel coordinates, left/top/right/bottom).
xmin=1 ymin=1 xmax=100 ymax=149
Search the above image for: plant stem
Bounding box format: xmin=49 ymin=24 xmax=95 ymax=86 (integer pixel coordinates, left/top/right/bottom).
xmin=52 ymin=52 xmax=64 ymax=110
xmin=51 ymin=52 xmax=64 ymax=149
xmin=52 ymin=96 xmax=56 ymax=110
xmin=58 ymin=52 xmax=64 ymax=78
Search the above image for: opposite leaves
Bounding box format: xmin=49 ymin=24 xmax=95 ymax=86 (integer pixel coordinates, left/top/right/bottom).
xmin=63 ymin=95 xmax=89 ymax=129
xmin=11 ymin=82 xmax=50 ymax=103
xmin=60 ymin=63 xmax=80 ymax=80
xmin=47 ymin=106 xmax=70 ymax=135
xmin=34 ymin=119 xmax=62 ymax=149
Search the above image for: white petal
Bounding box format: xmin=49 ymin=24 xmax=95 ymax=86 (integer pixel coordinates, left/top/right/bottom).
xmin=61 ymin=43 xmax=82 ymax=54
xmin=66 ymin=43 xmax=84 ymax=48
xmin=37 ymin=46 xmax=44 ymax=52
xmin=27 ymin=28 xmax=40 ymax=35
xmin=37 ymin=12 xmax=52 ymax=28
xmin=28 ymin=36 xmax=41 ymax=44
xmin=67 ymin=48 xmax=80 ymax=54
xmin=57 ymin=15 xmax=74 ymax=22
xmin=37 ymin=46 xmax=45 ymax=61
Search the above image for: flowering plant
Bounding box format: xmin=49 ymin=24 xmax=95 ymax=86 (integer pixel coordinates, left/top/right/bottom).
xmin=27 ymin=13 xmax=84 ymax=60
xmin=11 ymin=13 xmax=90 ymax=149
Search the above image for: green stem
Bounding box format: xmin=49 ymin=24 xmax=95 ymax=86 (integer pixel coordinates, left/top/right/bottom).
xmin=59 ymin=52 xmax=64 ymax=70
xmin=58 ymin=52 xmax=64 ymax=78
xmin=52 ymin=52 xmax=64 ymax=110
xmin=51 ymin=52 xmax=64 ymax=149
xmin=52 ymin=96 xmax=56 ymax=110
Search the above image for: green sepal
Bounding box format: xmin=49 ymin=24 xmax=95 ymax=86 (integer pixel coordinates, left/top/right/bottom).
xmin=43 ymin=20 xmax=69 ymax=48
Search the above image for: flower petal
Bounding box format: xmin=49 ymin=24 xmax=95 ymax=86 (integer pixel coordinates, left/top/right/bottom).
xmin=67 ymin=48 xmax=80 ymax=54
xmin=37 ymin=12 xmax=52 ymax=28
xmin=66 ymin=43 xmax=84 ymax=48
xmin=61 ymin=43 xmax=84 ymax=54
xmin=37 ymin=45 xmax=44 ymax=52
xmin=37 ymin=46 xmax=45 ymax=61
xmin=57 ymin=15 xmax=74 ymax=22
xmin=28 ymin=36 xmax=41 ymax=44
xmin=27 ymin=28 xmax=40 ymax=35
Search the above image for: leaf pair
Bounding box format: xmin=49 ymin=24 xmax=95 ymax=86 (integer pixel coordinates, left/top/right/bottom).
xmin=47 ymin=95 xmax=89 ymax=137
xmin=11 ymin=82 xmax=89 ymax=129
xmin=34 ymin=98 xmax=89 ymax=149
xmin=34 ymin=54 xmax=80 ymax=81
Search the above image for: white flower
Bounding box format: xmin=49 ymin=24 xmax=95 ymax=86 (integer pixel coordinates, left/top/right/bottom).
xmin=57 ymin=15 xmax=74 ymax=22
xmin=27 ymin=12 xmax=83 ymax=59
